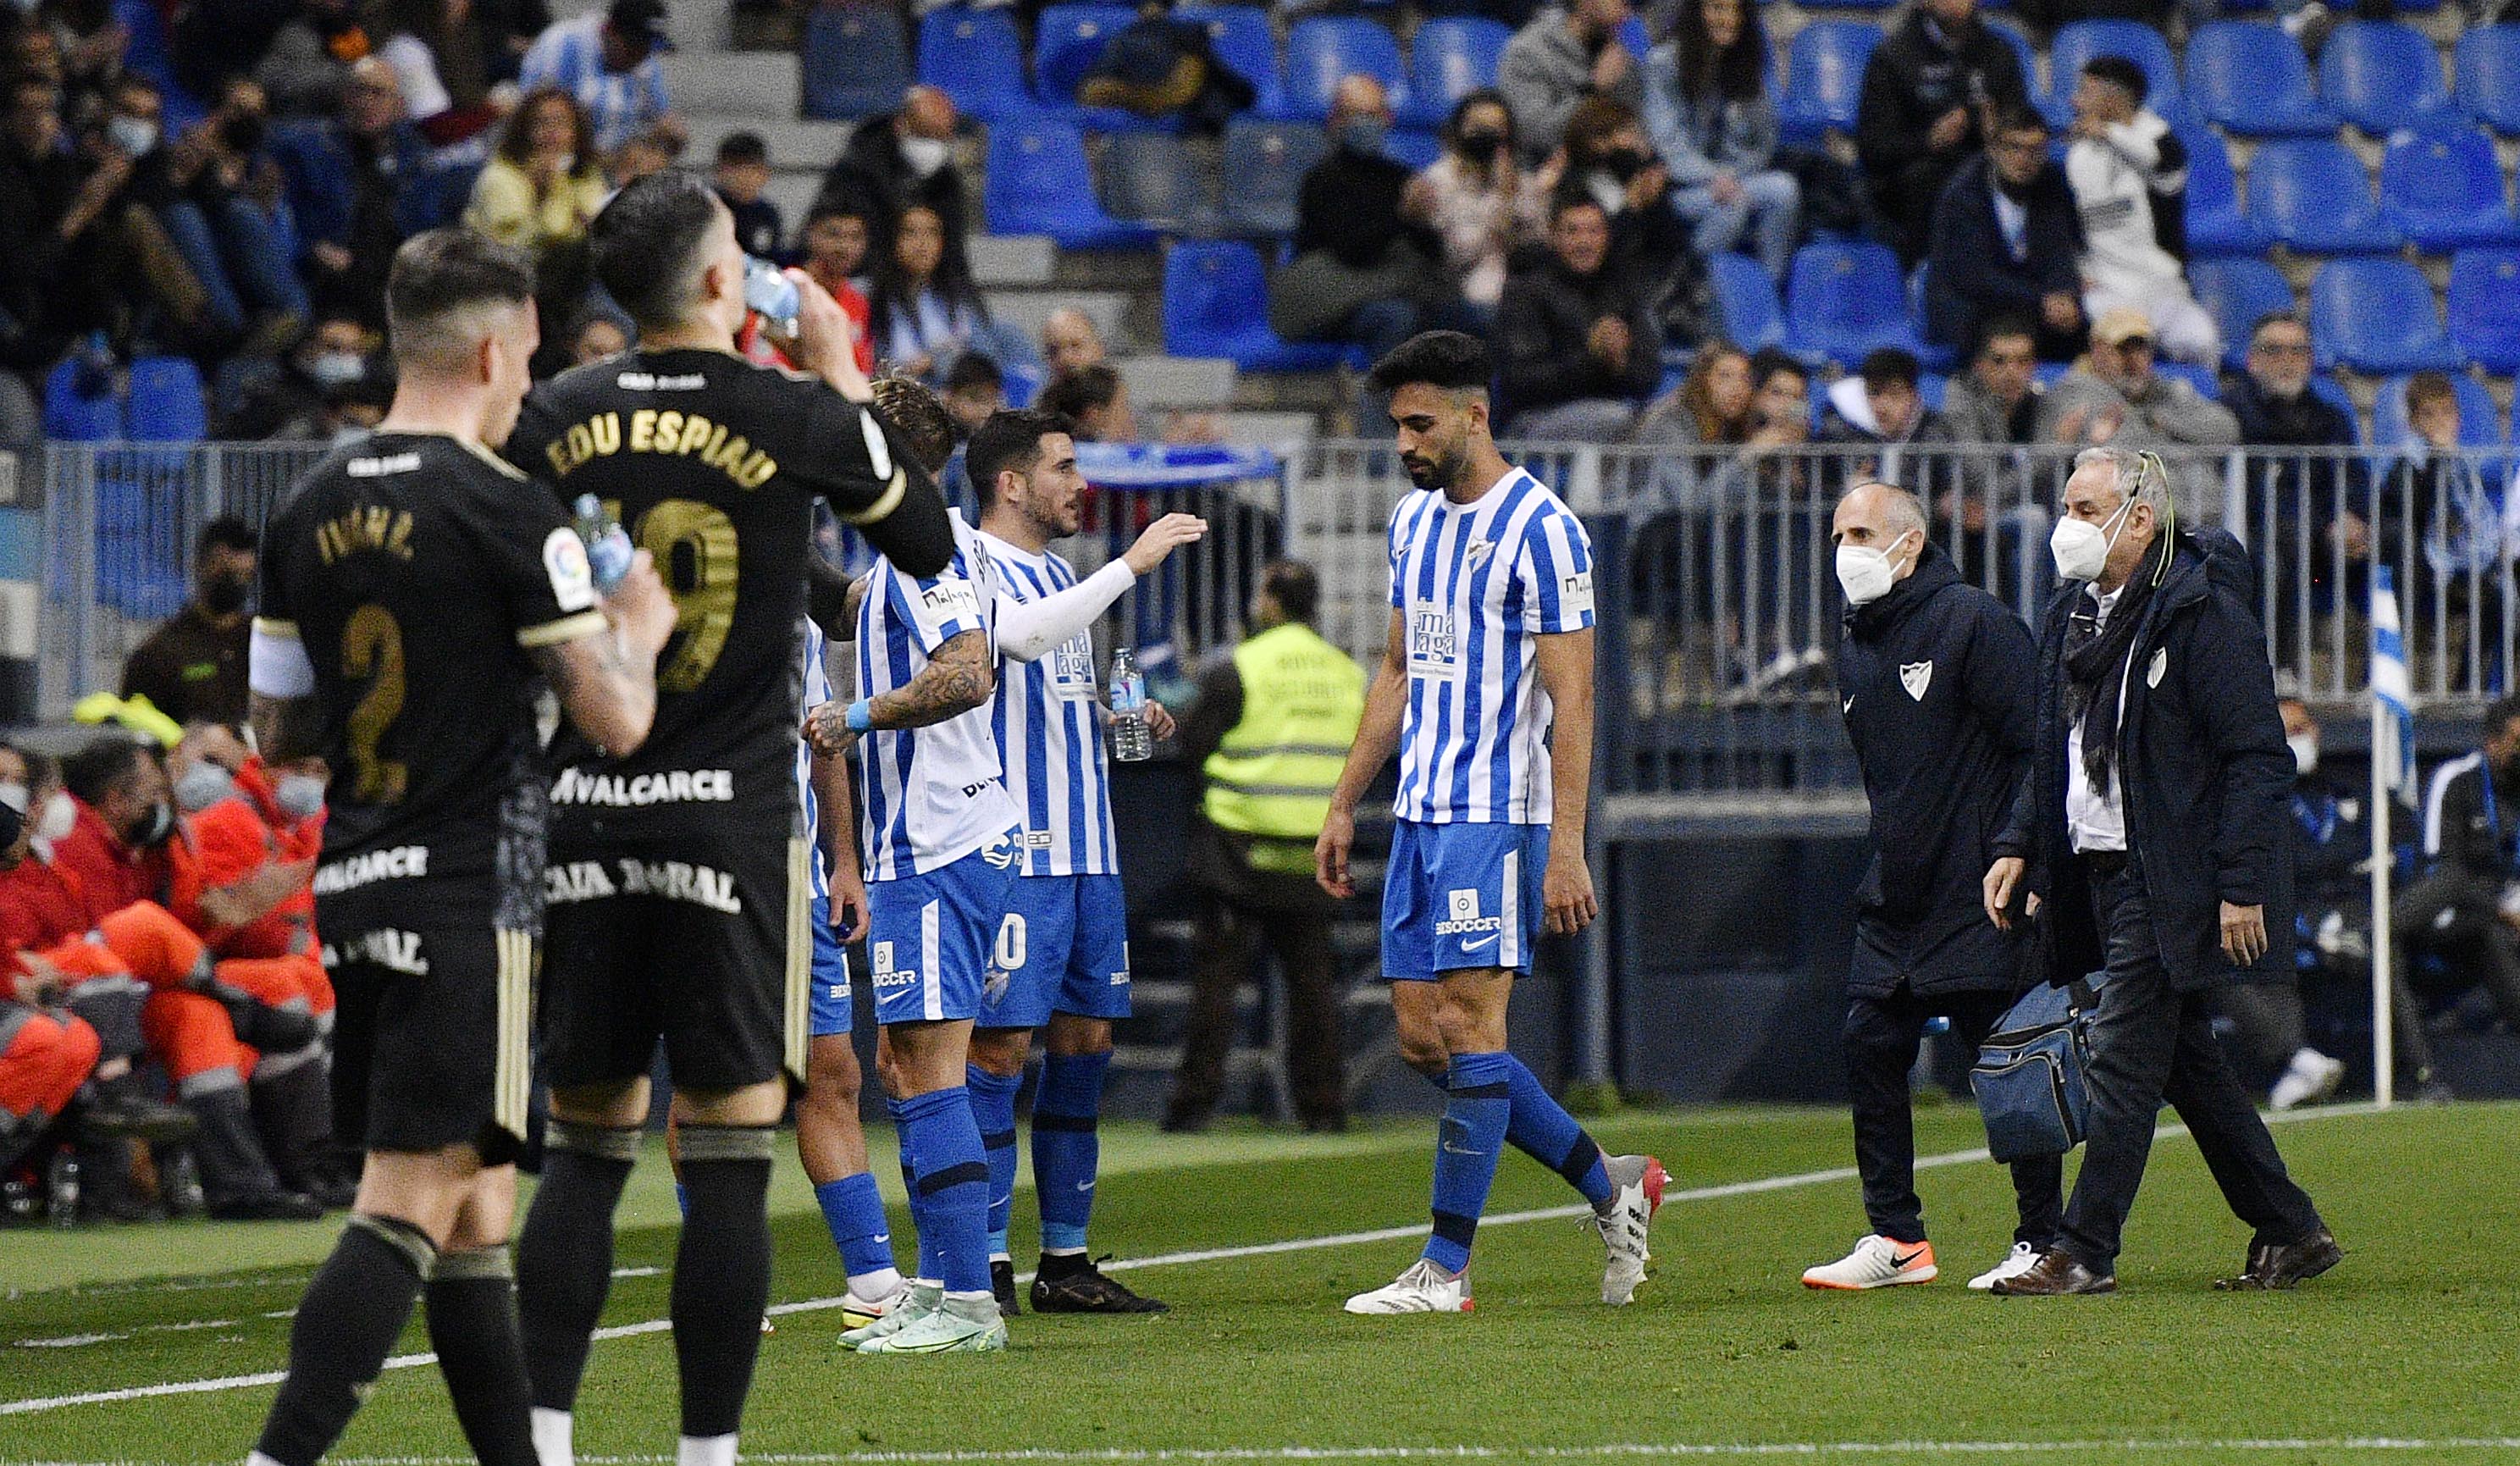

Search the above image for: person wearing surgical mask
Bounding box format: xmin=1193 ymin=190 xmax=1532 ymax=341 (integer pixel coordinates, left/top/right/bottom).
xmin=119 ymin=517 xmax=258 ymax=727
xmin=218 ymin=316 xmax=385 ymax=440
xmin=814 ymin=84 xmax=969 ymax=289
xmin=1810 ymin=481 xmax=2062 ymax=1293
xmin=51 ymin=734 xmax=180 ymax=918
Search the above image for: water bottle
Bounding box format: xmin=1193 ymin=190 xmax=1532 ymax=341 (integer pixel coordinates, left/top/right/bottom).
xmin=742 ymin=257 xmax=800 ymax=336
xmin=47 ymin=1149 xmax=79 ymax=1228
xmin=1108 ymin=647 xmax=1152 ymax=763
xmin=572 ymin=495 xmax=634 ymax=594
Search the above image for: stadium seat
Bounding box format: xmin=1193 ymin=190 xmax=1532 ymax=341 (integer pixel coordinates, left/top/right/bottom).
xmin=2048 ymin=20 xmax=2184 ymax=126
xmin=2447 ymin=247 xmax=2520 ymax=371
xmin=1987 ymin=23 xmax=2037 ymax=106
xmin=2370 ymin=371 xmax=2503 ymax=450
xmin=1385 ymin=127 xmax=1443 ymax=169
xmin=2191 ymin=257 xmax=2298 ymax=372
xmin=918 ymin=8 xmax=1034 ymax=123
xmin=985 ymin=119 xmax=1160 ymax=248
xmin=1218 ymin=118 xmax=1327 ymax=235
xmin=2178 ymin=126 xmax=2271 ymax=257
xmin=124 ymin=357 xmax=206 ymax=442
xmin=1707 ymin=252 xmax=1786 ymax=351
xmin=2186 ymin=23 xmax=2338 ymax=136
xmin=2153 ymin=360 xmax=2223 ymax=401
xmin=1401 ymin=18 xmax=1511 ymax=128
xmin=41 ymin=357 xmax=121 ymax=442
xmin=800 ymin=3 xmax=912 ymax=121
xmin=2380 ymin=125 xmax=2520 ymax=251
xmin=2455 ymin=26 xmax=2520 ymax=136
xmin=2308 ymin=375 xmax=2361 ymax=440
xmin=2246 ymin=138 xmax=2403 ymax=253
xmin=2320 ymin=22 xmax=2456 ymax=136
xmin=1777 ymin=23 xmax=1878 ymax=145
xmin=1282 ymin=18 xmax=1404 ymax=122
xmin=1163 ymin=240 xmax=1357 ymax=371
xmin=1098 ymin=131 xmax=1217 ymax=233
xmin=112 ymin=0 xmax=203 ymax=130
xmin=1180 ymin=6 xmax=1285 ymax=119
xmin=1782 ymin=241 xmax=1923 ymax=367
xmin=1035 ymin=3 xmax=1141 ymax=108
xmin=2310 ymin=257 xmax=2464 ymax=372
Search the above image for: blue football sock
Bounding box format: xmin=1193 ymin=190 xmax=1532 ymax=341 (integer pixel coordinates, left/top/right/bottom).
xmin=813 ymin=1174 xmax=897 ymax=1283
xmin=1504 ymin=1055 xmax=1612 ymax=1206
xmin=897 ymin=1087 xmax=992 ymax=1295
xmin=885 ymin=1094 xmax=938 ymax=1281
xmin=965 ymin=1064 xmax=1023 ymax=1259
xmin=1423 ymin=1051 xmax=1512 ymax=1275
xmin=1031 ymin=1049 xmax=1110 ymax=1254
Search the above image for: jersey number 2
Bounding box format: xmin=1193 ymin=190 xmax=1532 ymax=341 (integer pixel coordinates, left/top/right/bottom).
xmin=342 ymin=604 xmax=408 ymax=804
xmin=634 ymin=499 xmax=739 ymax=694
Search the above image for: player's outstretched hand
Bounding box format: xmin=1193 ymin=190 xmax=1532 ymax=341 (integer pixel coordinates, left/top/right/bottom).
xmin=605 ymin=549 xmax=679 ymax=661
xmin=1316 ymin=807 xmax=1356 ymax=899
xmin=785 ymin=268 xmax=874 ymax=403
xmin=1543 ymin=848 xmax=1596 ymax=936
xmin=1120 ymin=513 xmax=1208 ymax=578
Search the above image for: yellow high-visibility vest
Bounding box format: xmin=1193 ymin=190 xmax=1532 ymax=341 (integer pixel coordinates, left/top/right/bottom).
xmin=1201 ymin=622 xmax=1366 ymax=845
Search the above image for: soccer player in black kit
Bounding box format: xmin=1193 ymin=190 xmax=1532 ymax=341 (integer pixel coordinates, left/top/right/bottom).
xmin=243 ymin=228 xmax=680 ymax=1466
xmin=501 ymin=172 xmax=953 ymax=1466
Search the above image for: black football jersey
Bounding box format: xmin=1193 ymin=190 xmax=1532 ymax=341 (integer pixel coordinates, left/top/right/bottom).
xmin=257 ymin=431 xmax=606 ymax=905
xmin=503 ymin=349 xmax=949 ymax=835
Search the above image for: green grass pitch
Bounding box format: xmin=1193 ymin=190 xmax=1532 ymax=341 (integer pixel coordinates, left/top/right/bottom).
xmin=3 ymin=1101 xmax=2516 ymax=1465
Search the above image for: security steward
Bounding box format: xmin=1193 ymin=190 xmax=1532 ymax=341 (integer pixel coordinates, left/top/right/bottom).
xmin=1987 ymin=446 xmax=2339 ymax=1296
xmin=1800 ymin=483 xmax=2064 ymax=1294
xmin=1165 ymin=561 xmax=1367 ymax=1133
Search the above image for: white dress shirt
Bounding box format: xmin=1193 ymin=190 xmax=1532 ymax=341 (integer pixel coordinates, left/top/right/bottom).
xmin=2067 ymin=584 xmax=2132 ymax=855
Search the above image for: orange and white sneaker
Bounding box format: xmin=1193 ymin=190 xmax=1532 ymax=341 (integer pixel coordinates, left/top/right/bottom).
xmin=1801 ymin=1235 xmax=1938 ymax=1290
xmin=1591 ymin=1153 xmax=1668 ymax=1305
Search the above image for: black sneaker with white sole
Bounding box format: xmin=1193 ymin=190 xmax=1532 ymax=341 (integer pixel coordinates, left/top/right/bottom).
xmin=991 ymin=1258 xmax=1023 ymax=1317
xmin=1031 ymin=1254 xmax=1169 ymax=1314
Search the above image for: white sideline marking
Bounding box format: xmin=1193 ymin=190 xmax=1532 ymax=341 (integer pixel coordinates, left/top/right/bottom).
xmin=0 ymin=1104 xmax=2389 ymax=1419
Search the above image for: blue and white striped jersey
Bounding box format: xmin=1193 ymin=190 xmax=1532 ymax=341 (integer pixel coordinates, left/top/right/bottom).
xmin=795 ymin=618 xmax=833 ymax=902
xmin=517 ymin=14 xmax=671 ymax=154
xmin=854 ymin=511 xmax=1019 ymax=880
xmin=981 ymin=531 xmax=1119 ymax=877
xmin=1387 ymin=467 xmax=1596 ymax=825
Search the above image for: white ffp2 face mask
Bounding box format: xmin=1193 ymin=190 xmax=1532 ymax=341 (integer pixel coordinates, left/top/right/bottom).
xmin=1835 ymin=531 xmax=1915 ymax=607
xmin=2050 ymin=495 xmax=2137 ymax=582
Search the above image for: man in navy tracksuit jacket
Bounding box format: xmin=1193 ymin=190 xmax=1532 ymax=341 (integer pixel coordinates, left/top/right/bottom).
xmin=1802 ymin=483 xmax=2064 ymax=1293
xmin=1987 ymin=446 xmax=2338 ymax=1296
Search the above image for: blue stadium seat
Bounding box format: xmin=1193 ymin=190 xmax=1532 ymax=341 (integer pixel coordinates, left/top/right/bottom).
xmin=2178 ymin=126 xmax=2270 ymax=257
xmin=2191 ymin=257 xmax=2297 ymax=371
xmin=2320 ymin=22 xmax=2456 ymax=135
xmin=1401 ymin=18 xmax=1511 ymax=127
xmin=2048 ymin=20 xmax=2183 ymax=125
xmin=918 ymin=8 xmax=1034 ymax=123
xmin=800 ymin=3 xmax=913 ymax=120
xmin=2370 ymin=371 xmax=2502 ymax=450
xmin=1180 ymin=6 xmax=1285 ymax=118
xmin=1385 ymin=127 xmax=1442 ymax=169
xmin=1282 ymin=17 xmax=1404 ymax=122
xmin=1163 ymin=241 xmax=1357 ymax=371
xmin=2380 ymin=125 xmax=2520 ymax=251
xmin=1777 ymin=23 xmax=1878 ymax=144
xmin=1034 ymin=4 xmax=1141 ymax=107
xmin=2246 ymin=138 xmax=2403 ymax=253
xmin=2311 ymin=257 xmax=2464 ymax=372
xmin=1987 ymin=22 xmax=2037 ymax=105
xmin=2447 ymin=247 xmax=2520 ymax=371
xmin=2186 ymin=23 xmax=2337 ymax=136
xmin=2309 ymin=375 xmax=2362 ymax=441
xmin=41 ymin=357 xmax=121 ymax=442
xmin=125 ymin=357 xmax=206 ymax=442
xmin=1218 ymin=118 xmax=1327 ymax=235
xmin=2455 ymin=26 xmax=2520 ymax=135
xmin=1782 ymin=241 xmax=1923 ymax=367
xmin=2153 ymin=361 xmax=2223 ymax=401
xmin=112 ymin=0 xmax=203 ymax=130
xmin=1098 ymin=131 xmax=1216 ymax=233
xmin=985 ymin=119 xmax=1160 ymax=248
xmin=1707 ymin=252 xmax=1785 ymax=351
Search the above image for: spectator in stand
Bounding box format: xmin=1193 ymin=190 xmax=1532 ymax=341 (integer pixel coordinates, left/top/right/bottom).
xmin=1857 ymin=0 xmax=2031 ymax=265
xmin=38 ymin=0 xmax=128 ymax=118
xmin=2224 ymin=307 xmax=2357 ymax=665
xmin=814 ymin=84 xmax=964 ymax=268
xmin=1040 ymin=362 xmax=1139 ymax=445
xmin=1402 ymin=89 xmax=1545 ymax=332
xmin=1495 ymin=193 xmax=1660 ymax=441
xmin=121 ymin=517 xmax=258 ymax=728
xmin=254 ymin=0 xmax=373 ymax=119
xmin=1554 ymin=96 xmax=1698 ymax=335
xmin=605 ymin=116 xmax=681 ymax=185
xmin=2066 ymin=57 xmax=2213 ymax=366
xmin=1042 ymin=306 xmax=1108 ymax=379
xmin=567 ymin=302 xmax=629 ymax=365
xmin=372 ymin=0 xmax=506 ymax=162
xmin=1499 ymin=0 xmax=1644 ymax=166
xmin=1076 ymin=0 xmax=1256 ymax=135
xmin=713 ymin=128 xmax=780 ymax=257
xmin=1632 ymin=337 xmax=1751 ymax=447
xmin=1821 ymin=346 xmax=1954 ymax=482
xmin=869 ymin=200 xmax=1033 ymax=385
xmin=941 ymin=350 xmax=1004 ymax=438
xmin=0 ymin=76 xmax=86 ymax=445
xmin=517 ymin=0 xmax=672 ymax=158
xmin=216 ymin=313 xmax=384 ymax=439
xmin=1937 ymin=315 xmax=2047 ymax=544
xmin=2349 ymin=371 xmax=2502 ymax=692
xmin=463 ymin=83 xmax=604 ymax=260
xmin=273 ymin=58 xmax=432 ymax=326
xmin=2043 ymin=304 xmax=2236 ymax=456
xmin=1926 ymin=102 xmax=2085 ymax=364
xmin=1642 ymin=0 xmax=1799 ymax=281
xmin=1271 ymin=75 xmax=1454 ymax=364
xmin=794 ymin=201 xmax=874 ymax=373
xmin=124 ymin=75 xmax=312 ymax=354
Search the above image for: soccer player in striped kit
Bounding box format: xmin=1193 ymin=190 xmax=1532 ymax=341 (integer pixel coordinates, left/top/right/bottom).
xmin=1315 ymin=332 xmax=1666 ymax=1315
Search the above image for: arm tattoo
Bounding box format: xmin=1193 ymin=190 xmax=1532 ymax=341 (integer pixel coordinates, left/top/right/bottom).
xmin=530 ymin=631 xmax=659 ymax=757
xmin=250 ymin=692 xmax=326 ymax=766
xmin=871 ymin=629 xmax=992 ymax=729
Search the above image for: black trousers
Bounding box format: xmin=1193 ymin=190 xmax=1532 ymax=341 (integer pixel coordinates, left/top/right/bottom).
xmin=2392 ymin=870 xmax=2520 ymax=1041
xmin=2058 ymin=859 xmax=2325 ymax=1274
xmin=1168 ymin=819 xmax=1345 ymax=1128
xmin=1846 ymin=984 xmax=2064 ymax=1248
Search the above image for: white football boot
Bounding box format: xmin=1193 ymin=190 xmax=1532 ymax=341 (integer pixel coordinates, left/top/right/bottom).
xmin=1343 ymin=1259 xmax=1473 ymax=1314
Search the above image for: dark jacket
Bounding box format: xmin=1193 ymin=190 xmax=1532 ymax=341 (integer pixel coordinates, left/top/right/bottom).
xmin=1495 ymin=252 xmax=1661 ymax=418
xmin=1292 ymin=146 xmax=1435 ymax=272
xmin=1998 ymin=527 xmax=2296 ymax=990
xmin=0 ymin=140 xmax=83 ymax=371
xmin=2224 ymin=372 xmax=2367 ymax=563
xmin=815 ymin=113 xmax=968 ymax=254
xmin=2421 ymin=752 xmax=2520 ymax=883
xmin=1839 ymin=542 xmax=2037 ymax=995
xmin=1854 ymin=10 xmax=2029 ymax=181
xmin=1925 ymin=154 xmax=2084 ymax=351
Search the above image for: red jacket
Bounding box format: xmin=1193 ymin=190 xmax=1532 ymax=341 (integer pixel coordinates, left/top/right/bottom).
xmin=48 ymin=801 xmax=162 ymax=924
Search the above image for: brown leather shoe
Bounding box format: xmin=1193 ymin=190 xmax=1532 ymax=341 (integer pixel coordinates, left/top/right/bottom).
xmin=2214 ymin=1229 xmax=2343 ymax=1291
xmin=1991 ymin=1248 xmax=2116 ymax=1296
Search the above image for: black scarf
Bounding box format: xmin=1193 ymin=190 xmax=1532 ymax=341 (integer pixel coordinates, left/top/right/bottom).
xmin=2062 ymin=533 xmax=2171 ymax=794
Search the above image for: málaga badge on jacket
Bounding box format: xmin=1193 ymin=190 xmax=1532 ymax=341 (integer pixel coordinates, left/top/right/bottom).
xmin=1900 ymin=661 xmax=1933 ymax=700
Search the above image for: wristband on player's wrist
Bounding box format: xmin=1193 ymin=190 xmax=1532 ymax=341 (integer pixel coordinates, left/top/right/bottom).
xmin=844 ymin=700 xmax=874 ymax=733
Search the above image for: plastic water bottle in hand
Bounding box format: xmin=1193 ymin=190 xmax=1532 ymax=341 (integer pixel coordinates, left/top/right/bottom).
xmin=1109 ymin=646 xmax=1152 ymax=763
xmin=573 ymin=495 xmax=634 ymax=594
xmin=743 ymin=257 xmax=800 ymax=336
